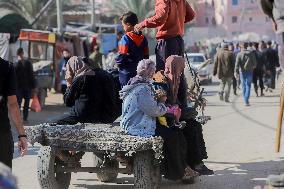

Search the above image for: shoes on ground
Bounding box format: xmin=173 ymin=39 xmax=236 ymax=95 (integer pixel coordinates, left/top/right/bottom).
xmin=181 ymin=166 xmax=199 ymax=184
xmin=194 ymin=163 xmax=214 ymax=175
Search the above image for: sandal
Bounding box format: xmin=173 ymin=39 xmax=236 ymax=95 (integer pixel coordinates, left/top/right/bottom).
xmin=184 ymin=166 xmax=199 ymax=177
xmin=182 ymin=166 xmax=199 ymax=184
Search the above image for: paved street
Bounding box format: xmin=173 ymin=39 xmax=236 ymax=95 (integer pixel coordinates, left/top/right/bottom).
xmin=12 ymin=76 xmax=284 ymax=189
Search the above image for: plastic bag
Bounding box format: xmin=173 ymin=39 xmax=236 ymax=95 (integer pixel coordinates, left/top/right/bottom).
xmin=30 ymin=96 xmax=41 ymax=112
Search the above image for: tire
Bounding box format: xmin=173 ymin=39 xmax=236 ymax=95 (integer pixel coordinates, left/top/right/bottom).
xmin=37 ymin=146 xmax=71 ymax=189
xmin=93 ymin=153 xmax=119 ymax=182
xmin=133 ymin=151 xmax=161 ymax=189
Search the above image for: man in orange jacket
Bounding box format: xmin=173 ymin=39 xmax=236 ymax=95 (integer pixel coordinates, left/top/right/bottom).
xmin=135 ymin=0 xmax=195 ymax=109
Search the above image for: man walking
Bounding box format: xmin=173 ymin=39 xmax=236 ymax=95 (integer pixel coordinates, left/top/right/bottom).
xmin=266 ymin=41 xmax=280 ymax=90
xmin=252 ymin=42 xmax=265 ymax=97
xmin=229 ymin=42 xmax=238 ymax=95
xmin=213 ymin=43 xmax=235 ymax=102
xmin=134 ymin=0 xmax=195 ymax=109
xmin=235 ymin=42 xmax=257 ymax=106
xmin=14 ymin=48 xmax=36 ymax=122
xmin=0 ymin=57 xmax=28 ymax=168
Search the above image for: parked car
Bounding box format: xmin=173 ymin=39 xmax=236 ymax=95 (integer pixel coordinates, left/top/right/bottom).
xmin=185 ymin=53 xmax=213 ymax=84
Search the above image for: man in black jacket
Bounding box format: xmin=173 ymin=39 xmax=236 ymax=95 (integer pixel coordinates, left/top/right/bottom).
xmin=14 ymin=48 xmax=36 ymax=122
xmin=0 ymin=57 xmax=28 ymax=168
xmin=252 ymin=42 xmax=266 ymax=96
xmin=266 ymin=41 xmax=280 ymax=89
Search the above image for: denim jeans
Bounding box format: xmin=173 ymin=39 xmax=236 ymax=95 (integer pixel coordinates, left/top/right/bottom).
xmin=240 ymin=71 xmax=253 ymax=104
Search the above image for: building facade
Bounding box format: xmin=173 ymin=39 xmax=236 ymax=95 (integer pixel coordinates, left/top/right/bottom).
xmin=194 ymin=0 xmax=275 ymax=39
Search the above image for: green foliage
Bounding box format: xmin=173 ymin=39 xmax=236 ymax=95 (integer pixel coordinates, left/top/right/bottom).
xmin=0 ymin=13 xmax=30 ymax=35
xmin=0 ymin=0 xmax=70 ymax=27
xmin=103 ymin=0 xmax=156 ymax=38
xmin=0 ymin=0 xmax=51 ymax=21
xmin=104 ymin=0 xmax=155 ymax=22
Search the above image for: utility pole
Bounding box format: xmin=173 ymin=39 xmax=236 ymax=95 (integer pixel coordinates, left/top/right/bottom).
xmin=30 ymin=0 xmax=55 ymax=26
xmin=91 ymin=0 xmax=96 ymax=31
xmin=56 ymin=0 xmax=63 ymax=34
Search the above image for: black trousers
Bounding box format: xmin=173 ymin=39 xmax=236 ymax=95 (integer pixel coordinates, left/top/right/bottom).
xmin=232 ymin=76 xmax=237 ymax=94
xmin=253 ymin=70 xmax=264 ymax=93
xmin=0 ymin=131 xmax=14 ymax=168
xmin=17 ymin=89 xmax=31 ymax=121
xmin=271 ymin=69 xmax=276 ymax=89
xmin=155 ymin=125 xmax=187 ymax=180
xmin=155 ymin=36 xmax=188 ymax=108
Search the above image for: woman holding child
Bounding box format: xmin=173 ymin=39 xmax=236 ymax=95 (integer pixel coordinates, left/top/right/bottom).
xmin=120 ymin=59 xmax=199 ymax=181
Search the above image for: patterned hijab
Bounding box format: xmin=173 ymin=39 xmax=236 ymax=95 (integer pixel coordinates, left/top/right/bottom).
xmin=128 ymin=59 xmax=156 ymax=85
xmin=164 ymin=55 xmax=185 ymax=104
xmin=65 ymin=56 xmax=95 ymax=87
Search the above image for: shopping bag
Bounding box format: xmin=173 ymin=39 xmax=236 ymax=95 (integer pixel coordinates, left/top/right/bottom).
xmin=30 ymin=96 xmax=41 ymax=112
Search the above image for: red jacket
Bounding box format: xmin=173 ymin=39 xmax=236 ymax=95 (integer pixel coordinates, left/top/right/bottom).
xmin=141 ymin=0 xmax=195 ymax=39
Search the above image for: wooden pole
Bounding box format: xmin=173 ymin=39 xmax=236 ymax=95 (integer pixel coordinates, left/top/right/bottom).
xmin=30 ymin=0 xmax=55 ymax=26
xmin=276 ymin=84 xmax=284 ymax=152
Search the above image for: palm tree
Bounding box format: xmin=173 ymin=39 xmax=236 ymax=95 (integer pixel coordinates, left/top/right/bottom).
xmin=102 ymin=0 xmax=155 ymax=37
xmin=0 ymin=0 xmax=51 ymax=21
xmin=103 ymin=0 xmax=155 ymax=22
xmin=0 ymin=0 xmax=70 ymax=29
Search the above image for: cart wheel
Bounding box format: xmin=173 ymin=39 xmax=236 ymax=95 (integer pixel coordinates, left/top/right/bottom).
xmin=93 ymin=153 xmax=119 ymax=182
xmin=37 ymin=146 xmax=71 ymax=189
xmin=133 ymin=151 xmax=161 ymax=189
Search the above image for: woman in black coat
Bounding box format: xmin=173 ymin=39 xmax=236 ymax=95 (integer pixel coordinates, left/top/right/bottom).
xmin=56 ymin=56 xmax=120 ymax=125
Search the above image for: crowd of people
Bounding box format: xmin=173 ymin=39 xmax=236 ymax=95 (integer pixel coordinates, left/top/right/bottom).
xmin=0 ymin=1 xmax=215 ymax=187
xmin=213 ymin=40 xmax=280 ymax=106
xmin=55 ymin=4 xmax=213 ymax=183
xmin=1 ymin=0 xmax=284 ymax=188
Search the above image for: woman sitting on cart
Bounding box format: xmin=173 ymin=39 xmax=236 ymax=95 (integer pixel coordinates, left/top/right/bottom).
xmin=56 ymin=56 xmax=120 ymax=125
xmin=119 ymin=59 xmax=199 ymax=182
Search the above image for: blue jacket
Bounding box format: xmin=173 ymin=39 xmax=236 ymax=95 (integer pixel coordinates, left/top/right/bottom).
xmin=120 ymin=83 xmax=167 ymax=137
xmin=116 ymin=32 xmax=149 ymax=74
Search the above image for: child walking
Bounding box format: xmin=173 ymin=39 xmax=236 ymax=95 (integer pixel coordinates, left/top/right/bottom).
xmin=115 ymin=11 xmax=149 ymax=86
